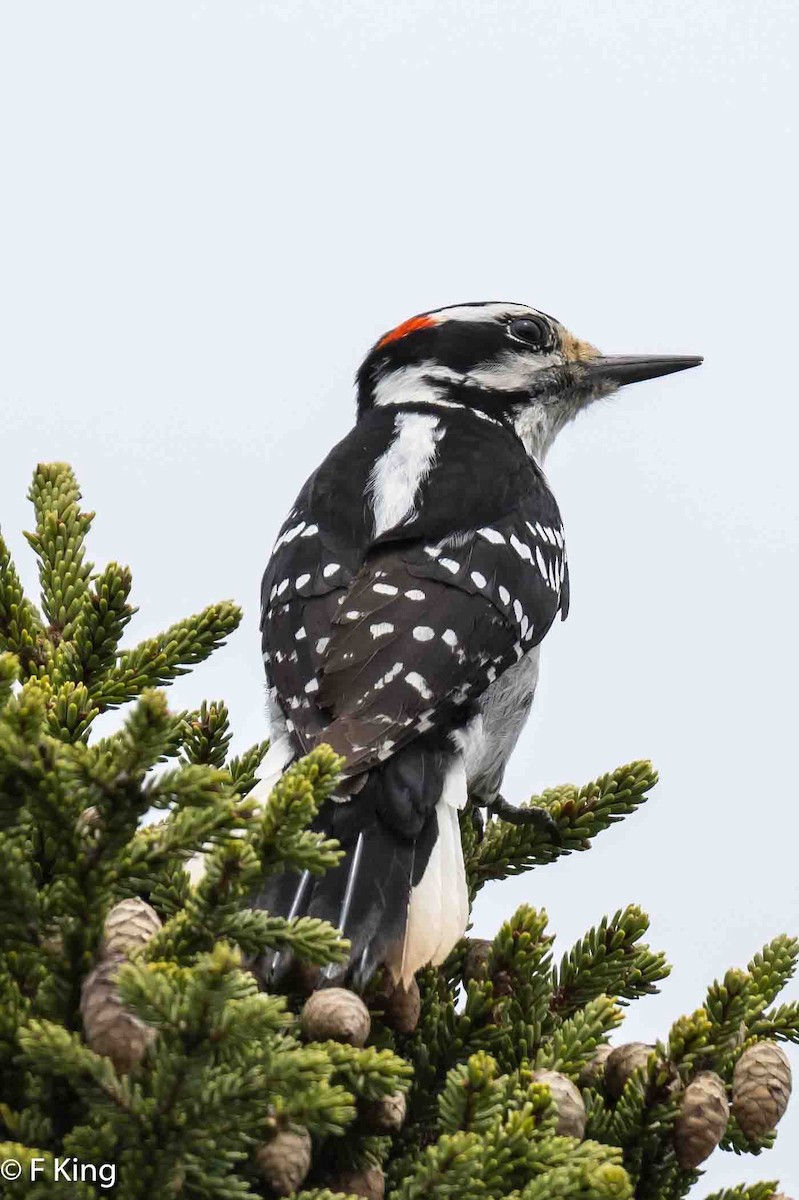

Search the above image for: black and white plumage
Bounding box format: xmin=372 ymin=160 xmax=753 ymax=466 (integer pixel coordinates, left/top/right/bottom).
xmin=249 ymin=301 xmax=702 ymax=989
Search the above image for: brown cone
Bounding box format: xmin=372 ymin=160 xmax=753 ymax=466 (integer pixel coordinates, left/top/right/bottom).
xmin=80 ymin=956 xmax=154 ymax=1074
xmin=76 ymin=805 xmax=101 ymax=837
xmin=578 ymin=1044 xmax=613 ymax=1089
xmin=533 ymin=1069 xmax=587 ymax=1139
xmin=383 ymin=977 xmax=421 ymax=1034
xmin=732 ymin=1041 xmax=792 ymax=1137
xmin=363 ymin=1090 xmax=407 ymax=1132
xmin=604 ymin=1042 xmax=654 ymax=1100
xmin=300 ymin=987 xmax=371 ymax=1046
xmin=254 ymin=1128 xmax=312 ymax=1196
xmin=674 ymin=1071 xmax=730 ymax=1168
xmin=462 ymin=938 xmax=492 ymax=983
xmin=332 ymin=1167 xmax=385 ymax=1200
xmin=40 ymin=925 xmax=64 ymax=956
xmin=100 ymin=897 xmax=162 ymax=958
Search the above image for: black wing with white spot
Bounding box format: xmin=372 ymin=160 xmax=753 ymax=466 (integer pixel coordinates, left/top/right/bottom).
xmin=260 ymin=405 xmax=569 ymax=772
xmin=260 ymin=411 xmax=400 ymax=751
xmin=314 ymin=552 xmax=517 ymax=773
xmin=400 ymin=500 xmax=569 ymax=650
xmin=260 ymin=501 xmax=358 ymax=751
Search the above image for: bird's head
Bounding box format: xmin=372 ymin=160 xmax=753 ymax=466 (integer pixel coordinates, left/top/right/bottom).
xmin=356 ymin=301 xmax=702 ymax=460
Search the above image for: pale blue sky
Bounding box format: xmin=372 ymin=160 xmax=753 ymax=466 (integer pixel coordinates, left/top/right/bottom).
xmin=1 ymin=1 xmax=797 ymax=1189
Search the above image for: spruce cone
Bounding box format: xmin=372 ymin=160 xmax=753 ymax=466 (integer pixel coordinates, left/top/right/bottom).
xmin=363 ymin=1090 xmax=407 ymax=1132
xmin=80 ymin=956 xmax=154 ymax=1073
xmin=332 ymin=1167 xmax=385 ymax=1200
xmin=462 ymin=938 xmax=492 ymax=983
xmin=578 ymin=1044 xmax=613 ymax=1089
xmin=382 ymin=977 xmax=421 ymax=1034
xmin=533 ymin=1069 xmax=586 ymax=1139
xmin=100 ymin=897 xmax=162 ymax=958
xmin=732 ymin=1041 xmax=792 ymax=1137
xmin=40 ymin=924 xmax=64 ymax=956
xmin=300 ymin=987 xmax=371 ymax=1046
xmin=604 ymin=1042 xmax=654 ymax=1100
xmin=674 ymin=1071 xmax=729 ymax=1168
xmin=254 ymin=1128 xmax=312 ymax=1196
xmin=76 ymin=805 xmax=101 ymax=837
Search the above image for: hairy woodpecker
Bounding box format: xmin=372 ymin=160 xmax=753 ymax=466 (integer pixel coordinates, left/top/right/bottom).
xmin=250 ymin=301 xmax=701 ymax=990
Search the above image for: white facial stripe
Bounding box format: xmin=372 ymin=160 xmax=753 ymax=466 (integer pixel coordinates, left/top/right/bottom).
xmin=367 ymin=411 xmax=443 ymax=537
xmin=372 ymin=362 xmax=462 ymax=407
xmin=465 ymin=348 xmax=563 ymax=393
xmin=372 ymin=363 xmax=504 ymax=426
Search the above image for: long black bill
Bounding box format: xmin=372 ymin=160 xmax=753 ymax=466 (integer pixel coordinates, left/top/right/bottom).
xmin=586 ymin=354 xmax=703 ymax=387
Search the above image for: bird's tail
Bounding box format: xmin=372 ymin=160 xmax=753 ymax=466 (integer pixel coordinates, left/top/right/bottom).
xmin=397 ymin=759 xmax=470 ymax=983
xmin=249 ymin=749 xmax=470 ymax=990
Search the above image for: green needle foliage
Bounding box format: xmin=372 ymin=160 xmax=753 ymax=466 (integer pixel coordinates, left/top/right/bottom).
xmin=0 ymin=465 xmax=795 ymax=1199
xmin=464 ymin=761 xmax=658 ymax=899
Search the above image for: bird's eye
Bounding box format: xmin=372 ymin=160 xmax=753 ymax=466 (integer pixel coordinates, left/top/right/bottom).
xmin=508 ymin=317 xmax=552 ymax=351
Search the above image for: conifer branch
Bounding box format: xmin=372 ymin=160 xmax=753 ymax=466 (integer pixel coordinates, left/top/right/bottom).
xmin=295 ymin=1191 xmax=363 ymax=1200
xmin=182 ymin=700 xmax=234 ymax=768
xmin=0 ymin=466 xmax=793 ymax=1200
xmin=17 ymin=1020 xmax=140 ymax=1115
xmin=227 ymin=738 xmax=271 ymax=795
xmin=53 ymin=561 xmax=136 ymax=689
xmin=216 ymin=910 xmax=350 ymax=965
xmin=747 ymin=935 xmax=799 ymax=1012
xmin=251 ymin=746 xmax=345 ymax=876
xmin=0 ymin=534 xmax=45 ymax=675
xmin=703 ymin=1186 xmax=779 ymax=1200
xmin=551 ymin=906 xmax=670 ymax=1017
xmin=24 ymin=463 xmax=95 ymax=640
xmin=750 ymin=1000 xmax=799 ymax=1043
xmin=535 ymin=995 xmax=624 ymax=1076
xmin=91 ymin=602 xmax=242 ymax=711
xmin=467 ymin=760 xmax=658 ymax=895
xmin=0 ymin=653 xmax=20 ymax=709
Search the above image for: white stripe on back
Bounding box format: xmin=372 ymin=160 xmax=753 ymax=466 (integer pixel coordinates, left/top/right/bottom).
xmin=367 ymin=411 xmax=443 ymax=537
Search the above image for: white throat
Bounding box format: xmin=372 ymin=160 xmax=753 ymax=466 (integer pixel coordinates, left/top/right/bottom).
xmin=513 ymin=404 xmax=552 ymax=462
xmin=513 ymin=390 xmax=589 ymax=463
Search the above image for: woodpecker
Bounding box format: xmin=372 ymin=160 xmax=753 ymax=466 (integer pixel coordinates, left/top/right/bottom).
xmin=250 ymin=301 xmax=701 ymax=990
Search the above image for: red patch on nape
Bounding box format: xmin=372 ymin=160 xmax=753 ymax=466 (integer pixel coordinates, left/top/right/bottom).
xmin=377 ymin=314 xmax=437 ymax=348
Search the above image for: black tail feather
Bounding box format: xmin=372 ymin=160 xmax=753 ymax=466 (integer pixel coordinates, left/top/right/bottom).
xmin=249 ymin=738 xmax=447 ymax=990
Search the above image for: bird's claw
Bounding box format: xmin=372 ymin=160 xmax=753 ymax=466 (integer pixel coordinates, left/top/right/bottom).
xmin=469 ymin=804 xmax=485 ymax=840
xmin=485 ymin=794 xmax=561 ymax=842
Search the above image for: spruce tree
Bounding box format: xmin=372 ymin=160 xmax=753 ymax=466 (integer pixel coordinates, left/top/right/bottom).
xmin=0 ymin=463 xmax=794 ymax=1199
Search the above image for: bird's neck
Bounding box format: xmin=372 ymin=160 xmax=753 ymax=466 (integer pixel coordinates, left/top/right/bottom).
xmin=361 ymin=363 xmax=573 ymax=465
xmin=512 ymin=399 xmax=584 ymax=461
xmin=363 ymin=362 xmax=546 ymax=444
xmin=367 ymin=363 xmax=472 ymax=412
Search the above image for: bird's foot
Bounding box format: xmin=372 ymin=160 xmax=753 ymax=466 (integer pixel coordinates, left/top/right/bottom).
xmin=468 ymin=803 xmax=485 ymax=840
xmin=484 ymin=794 xmax=561 ymax=842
